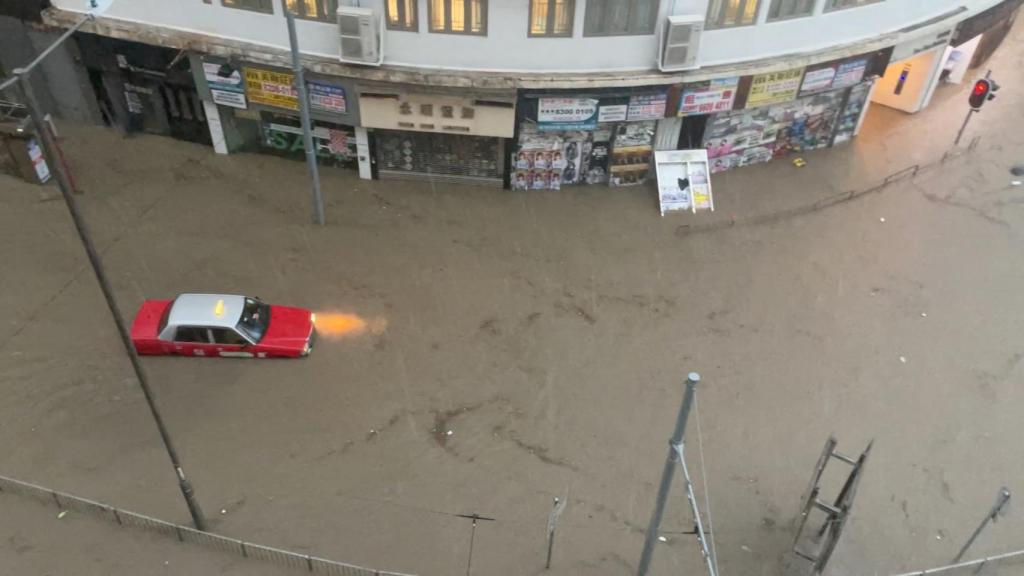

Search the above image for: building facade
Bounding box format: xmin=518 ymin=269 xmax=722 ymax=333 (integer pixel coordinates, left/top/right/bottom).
xmin=42 ymin=0 xmax=1023 ymax=189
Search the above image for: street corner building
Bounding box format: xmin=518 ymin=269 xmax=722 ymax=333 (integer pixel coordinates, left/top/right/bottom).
xmin=9 ymin=0 xmax=1022 ymax=190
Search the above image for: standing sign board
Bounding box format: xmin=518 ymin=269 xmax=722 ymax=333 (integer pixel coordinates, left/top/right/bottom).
xmin=27 ymin=139 xmax=51 ymax=183
xmin=747 ymin=68 xmax=804 ymax=108
xmin=203 ymin=62 xmax=247 ymax=109
xmin=655 ymin=149 xmax=713 ymax=215
xmin=537 ymin=97 xmax=599 ymax=131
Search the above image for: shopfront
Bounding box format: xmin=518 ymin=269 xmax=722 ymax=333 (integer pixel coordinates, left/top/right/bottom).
xmin=190 ymin=55 xmax=361 ymax=168
xmin=357 ymin=86 xmax=516 ymax=187
xmin=680 ymin=50 xmax=890 ymax=174
xmin=514 ymin=89 xmax=670 ymax=190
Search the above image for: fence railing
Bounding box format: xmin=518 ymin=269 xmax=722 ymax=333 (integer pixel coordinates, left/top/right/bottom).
xmin=0 ymin=473 xmax=415 ymax=576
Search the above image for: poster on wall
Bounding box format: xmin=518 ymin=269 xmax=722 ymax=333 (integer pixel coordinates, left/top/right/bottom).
xmin=307 ymin=80 xmax=347 ymax=114
xmin=654 ymin=150 xmax=714 ymax=215
xmin=203 ymin=62 xmax=248 ymax=109
xmin=260 ymin=113 xmax=356 ymax=167
xmin=537 ymin=97 xmax=599 ymax=131
xmin=679 ymin=77 xmax=740 ymax=116
xmin=627 ymin=93 xmax=668 ymax=121
xmin=609 ymin=121 xmax=655 ymax=186
xmin=832 ymin=82 xmax=872 ymax=145
xmin=598 ymin=104 xmax=627 ymax=123
xmin=833 ymin=58 xmax=868 ymax=89
xmin=747 ymin=68 xmax=805 ymax=108
xmin=26 ymin=139 xmax=50 ymax=183
xmin=512 ymin=127 xmax=587 ymax=190
xmin=245 ymin=67 xmax=299 ymax=110
xmin=800 ymin=67 xmax=837 ymax=93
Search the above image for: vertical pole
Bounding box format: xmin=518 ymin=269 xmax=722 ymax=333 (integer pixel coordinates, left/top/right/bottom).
xmin=545 ymin=496 xmax=567 ymax=570
xmin=954 ymin=109 xmax=975 ymax=146
xmin=953 ymin=488 xmax=1011 ymax=563
xmin=466 ymin=516 xmax=478 ymax=576
xmin=14 ymin=76 xmax=75 ymax=195
xmin=14 ymin=71 xmax=207 ymax=532
xmin=285 ymin=10 xmax=325 ymax=226
xmin=637 ymin=372 xmax=701 ymax=576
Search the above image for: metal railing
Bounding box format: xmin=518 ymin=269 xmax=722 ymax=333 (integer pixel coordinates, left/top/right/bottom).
xmin=0 ymin=473 xmax=415 ymax=576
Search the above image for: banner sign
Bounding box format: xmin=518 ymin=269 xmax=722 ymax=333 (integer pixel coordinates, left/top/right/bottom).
xmin=627 ymin=93 xmax=668 ymax=121
xmin=245 ymin=67 xmax=299 ymax=111
xmin=679 ymin=77 xmax=739 ymax=116
xmin=204 ymin=62 xmax=248 ymax=109
xmin=537 ymin=97 xmax=599 ymax=131
xmin=307 ymin=80 xmax=347 ymax=114
xmin=747 ymin=67 xmax=804 ymax=108
xmin=598 ymin=104 xmax=627 ymax=123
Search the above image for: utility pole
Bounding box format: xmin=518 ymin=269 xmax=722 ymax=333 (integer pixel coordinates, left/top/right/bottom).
xmin=953 ymin=487 xmax=1011 ymax=563
xmin=285 ymin=9 xmax=325 ymax=226
xmin=12 ymin=65 xmax=207 ymax=530
xmin=637 ymin=372 xmax=701 ymax=576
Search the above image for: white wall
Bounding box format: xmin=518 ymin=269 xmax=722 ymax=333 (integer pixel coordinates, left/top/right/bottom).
xmin=54 ymin=0 xmax=1008 ymax=74
xmin=871 ymin=46 xmax=944 ymax=113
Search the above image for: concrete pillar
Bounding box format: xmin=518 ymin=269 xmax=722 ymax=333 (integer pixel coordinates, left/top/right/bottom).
xmin=355 ymin=126 xmax=372 ymax=179
xmin=202 ymin=101 xmax=228 ymax=154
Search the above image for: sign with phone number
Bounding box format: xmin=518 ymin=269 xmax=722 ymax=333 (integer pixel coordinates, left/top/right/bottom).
xmin=537 ymin=97 xmax=599 ymax=130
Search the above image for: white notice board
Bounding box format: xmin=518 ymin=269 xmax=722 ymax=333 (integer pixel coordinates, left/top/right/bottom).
xmin=654 ymin=149 xmax=714 ymax=216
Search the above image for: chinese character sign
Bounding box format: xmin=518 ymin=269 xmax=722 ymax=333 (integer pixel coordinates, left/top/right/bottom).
xmin=746 ymin=68 xmax=804 ymax=108
xmin=244 ymin=67 xmax=299 ymax=110
xmin=308 ymin=81 xmax=347 ymax=114
xmin=679 ymin=77 xmax=740 ymax=116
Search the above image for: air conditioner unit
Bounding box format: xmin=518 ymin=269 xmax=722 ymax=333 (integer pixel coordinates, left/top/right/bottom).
xmin=660 ymin=15 xmax=704 ymax=72
xmin=337 ymin=6 xmax=380 ymax=66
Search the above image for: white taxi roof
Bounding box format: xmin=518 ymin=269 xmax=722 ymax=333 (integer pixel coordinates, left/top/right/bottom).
xmin=166 ymin=294 xmax=246 ymax=329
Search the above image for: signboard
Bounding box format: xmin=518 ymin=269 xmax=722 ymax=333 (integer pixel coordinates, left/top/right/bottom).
xmin=26 ymin=139 xmax=50 ymax=183
xmin=244 ymin=67 xmax=298 ymax=110
xmin=655 ymin=149 xmax=713 ymax=215
xmin=203 ymin=62 xmax=248 ymax=109
xmin=537 ymin=97 xmax=599 ymax=131
xmin=359 ymin=92 xmax=515 ymax=137
xmin=833 ymin=58 xmax=868 ymax=89
xmin=598 ymin=104 xmax=627 ymax=123
xmin=800 ymin=67 xmax=836 ymax=93
xmin=308 ymin=80 xmax=347 ymax=114
xmin=679 ymin=77 xmax=739 ymax=116
xmin=747 ymin=68 xmax=804 ymax=108
xmin=627 ymin=93 xmax=668 ymax=121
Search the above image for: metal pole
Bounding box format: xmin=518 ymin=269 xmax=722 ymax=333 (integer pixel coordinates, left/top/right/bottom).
xmin=14 ymin=74 xmax=75 ymax=196
xmin=546 ymin=496 xmax=567 ymax=570
xmin=14 ymin=71 xmax=207 ymax=531
xmin=954 ymin=109 xmax=975 ymax=146
xmin=285 ymin=10 xmax=325 ymax=226
xmin=952 ymin=487 xmax=1011 ymax=563
xmin=637 ymin=372 xmax=701 ymax=576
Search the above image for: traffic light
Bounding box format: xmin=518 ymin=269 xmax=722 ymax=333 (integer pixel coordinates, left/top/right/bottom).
xmin=969 ymin=78 xmax=997 ymax=108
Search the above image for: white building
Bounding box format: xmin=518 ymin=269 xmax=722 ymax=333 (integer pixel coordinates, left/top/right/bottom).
xmin=44 ymin=0 xmax=1022 ymax=186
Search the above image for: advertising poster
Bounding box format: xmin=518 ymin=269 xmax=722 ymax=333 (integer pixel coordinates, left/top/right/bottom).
xmin=245 ymin=67 xmax=299 ymax=110
xmin=679 ymin=77 xmax=740 ymax=116
xmin=203 ymin=62 xmax=248 ymax=109
xmin=26 ymin=139 xmax=50 ymax=183
xmin=598 ymin=104 xmax=627 ymax=123
xmin=747 ymin=67 xmax=804 ymax=108
xmin=800 ymin=67 xmax=837 ymax=93
xmin=626 ymin=93 xmax=668 ymax=121
xmin=307 ymin=80 xmax=347 ymax=114
xmin=537 ymin=97 xmax=599 ymax=131
xmin=261 ymin=113 xmax=356 ymax=167
xmin=833 ymin=58 xmax=868 ymax=89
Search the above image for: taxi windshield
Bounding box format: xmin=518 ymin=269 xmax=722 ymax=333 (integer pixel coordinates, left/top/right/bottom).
xmin=236 ymin=297 xmax=270 ymax=342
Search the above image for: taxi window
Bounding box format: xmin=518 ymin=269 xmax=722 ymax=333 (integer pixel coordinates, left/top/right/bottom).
xmin=174 ymin=326 xmax=210 ymax=343
xmin=211 ymin=328 xmax=248 ymax=345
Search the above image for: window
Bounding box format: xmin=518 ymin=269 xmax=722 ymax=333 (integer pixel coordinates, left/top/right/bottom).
xmin=282 ymin=0 xmax=337 ymax=21
xmin=706 ymin=0 xmax=761 ymax=29
xmin=174 ymin=327 xmax=210 ymax=343
xmin=825 ymin=0 xmax=883 ymax=11
xmin=429 ymin=0 xmax=487 ymax=35
xmin=767 ymin=0 xmax=814 ymax=21
xmin=211 ymin=328 xmax=250 ymax=346
xmin=530 ymin=0 xmax=575 ymax=37
xmin=584 ymin=0 xmax=657 ymax=36
xmin=222 ymin=0 xmax=273 ymax=14
xmin=236 ymin=297 xmax=271 ymax=343
xmin=387 ymin=0 xmax=418 ymax=30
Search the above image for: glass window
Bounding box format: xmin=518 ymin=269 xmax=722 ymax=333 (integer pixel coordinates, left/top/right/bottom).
xmin=236 ymin=297 xmax=271 ymax=343
xmin=282 ymin=0 xmax=337 ymax=21
xmin=174 ymin=326 xmax=210 ymax=343
xmin=386 ymin=0 xmax=418 ymax=30
xmin=767 ymin=0 xmax=814 ymax=21
xmin=222 ymin=0 xmax=273 ymax=14
xmin=584 ymin=0 xmax=657 ymax=36
xmin=706 ymin=0 xmax=761 ymax=29
xmin=825 ymin=0 xmax=883 ymax=11
xmin=429 ymin=0 xmax=487 ymax=35
xmin=212 ymin=328 xmax=250 ymax=345
xmin=530 ymin=0 xmax=575 ymax=37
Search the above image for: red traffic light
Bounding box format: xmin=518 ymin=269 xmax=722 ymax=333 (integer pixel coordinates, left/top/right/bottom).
xmin=969 ymin=79 xmax=992 ymax=108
